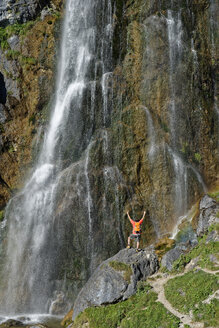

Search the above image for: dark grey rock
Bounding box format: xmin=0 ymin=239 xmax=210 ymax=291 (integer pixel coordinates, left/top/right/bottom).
xmin=0 ymin=319 xmax=24 ymax=327
xmin=0 ymin=0 xmax=48 ymax=27
xmin=72 ymin=247 xmax=159 ymax=320
xmin=0 ymin=48 xmax=21 ymax=101
xmin=0 ymin=104 xmax=6 ymax=123
xmin=185 ymin=256 xmax=200 ymax=271
xmin=199 ymin=195 xmax=216 ymax=210
xmin=161 ymin=246 xmax=184 ymax=271
xmin=206 ymin=230 xmax=219 ymax=243
xmin=197 ymin=195 xmax=219 ymax=236
xmin=7 ymin=35 xmax=20 ymax=52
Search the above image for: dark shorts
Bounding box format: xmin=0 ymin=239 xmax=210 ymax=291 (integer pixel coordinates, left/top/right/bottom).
xmin=130 ymin=234 xmax=141 ymax=242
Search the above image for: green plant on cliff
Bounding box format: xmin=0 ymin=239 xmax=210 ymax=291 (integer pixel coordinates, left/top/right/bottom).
xmin=0 ymin=210 xmax=4 ymax=222
xmin=0 ymin=20 xmax=36 ymax=50
xmin=19 ymin=56 xmax=37 ymax=66
xmin=171 ymin=227 xmax=219 ymax=272
xmin=208 ymin=191 xmax=219 ymax=202
xmin=194 ymin=152 xmax=202 ymax=163
xmin=109 ymin=261 xmax=132 ymax=283
xmin=71 ymin=285 xmax=180 ymax=328
xmin=5 ymin=49 xmax=20 ymax=60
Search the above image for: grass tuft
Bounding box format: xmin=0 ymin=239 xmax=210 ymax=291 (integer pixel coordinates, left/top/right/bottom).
xmin=109 ymin=261 xmax=132 ymax=283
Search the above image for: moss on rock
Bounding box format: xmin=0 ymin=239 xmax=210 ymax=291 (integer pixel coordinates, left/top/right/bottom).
xmin=109 ymin=261 xmax=132 ymax=283
xmin=70 ymin=285 xmax=180 ymax=328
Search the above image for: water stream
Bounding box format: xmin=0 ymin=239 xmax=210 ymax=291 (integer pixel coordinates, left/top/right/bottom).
xmin=0 ymin=0 xmax=114 ymax=317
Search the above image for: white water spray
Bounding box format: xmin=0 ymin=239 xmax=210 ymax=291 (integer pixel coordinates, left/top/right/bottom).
xmin=0 ymin=0 xmax=114 ymax=316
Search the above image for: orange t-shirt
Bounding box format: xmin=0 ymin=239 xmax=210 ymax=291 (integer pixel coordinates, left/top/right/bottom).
xmin=130 ymin=218 xmax=143 ymax=235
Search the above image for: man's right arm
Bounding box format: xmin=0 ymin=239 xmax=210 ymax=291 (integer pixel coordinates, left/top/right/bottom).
xmin=127 ymin=211 xmax=132 ymax=222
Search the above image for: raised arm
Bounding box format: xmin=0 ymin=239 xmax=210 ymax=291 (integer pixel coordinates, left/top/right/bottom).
xmin=141 ymin=211 xmax=146 ymax=221
xmin=127 ymin=211 xmax=132 ymax=222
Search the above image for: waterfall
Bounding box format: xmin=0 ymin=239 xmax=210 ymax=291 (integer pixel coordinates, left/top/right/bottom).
xmin=166 ymin=8 xmax=207 ymax=218
xmin=0 ymin=0 xmax=114 ymax=316
xmin=167 ymin=9 xmax=183 ymax=148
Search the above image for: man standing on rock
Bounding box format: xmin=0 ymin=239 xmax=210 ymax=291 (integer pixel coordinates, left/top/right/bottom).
xmin=127 ymin=210 xmax=146 ymax=250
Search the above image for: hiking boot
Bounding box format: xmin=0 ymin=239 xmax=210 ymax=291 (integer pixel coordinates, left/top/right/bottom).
xmin=136 ymin=248 xmax=141 ymax=252
xmin=126 ymin=245 xmax=131 ymax=249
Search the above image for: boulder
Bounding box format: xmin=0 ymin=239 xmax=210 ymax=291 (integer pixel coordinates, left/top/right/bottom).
xmin=161 ymin=246 xmax=185 ymax=271
xmin=196 ymin=195 xmax=219 ymax=236
xmin=72 ymin=247 xmax=159 ymax=321
xmin=0 ymin=319 xmax=24 ymax=327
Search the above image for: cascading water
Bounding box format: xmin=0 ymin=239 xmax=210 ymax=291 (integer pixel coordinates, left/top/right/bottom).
xmin=167 ymin=9 xmax=183 ymax=148
xmin=0 ymin=0 xmax=116 ymax=316
xmin=165 ymin=7 xmax=206 ymax=217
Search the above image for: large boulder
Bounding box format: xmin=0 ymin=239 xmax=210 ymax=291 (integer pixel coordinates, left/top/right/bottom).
xmin=196 ymin=195 xmax=219 ymax=236
xmin=72 ymin=247 xmax=159 ymax=320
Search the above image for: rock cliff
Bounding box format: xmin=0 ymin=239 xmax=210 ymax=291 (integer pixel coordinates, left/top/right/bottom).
xmin=63 ymin=198 xmax=219 ymax=328
xmin=0 ymin=0 xmax=218 ymax=318
xmin=0 ymin=0 xmax=62 ymax=209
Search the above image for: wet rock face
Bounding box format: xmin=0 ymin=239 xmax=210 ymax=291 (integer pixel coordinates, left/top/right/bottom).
xmin=197 ymin=195 xmax=219 ymax=236
xmin=49 ymin=291 xmax=70 ymax=315
xmin=0 ymin=0 xmax=48 ymax=26
xmin=111 ymin=0 xmax=219 ymax=237
xmin=0 ymin=2 xmax=62 ymax=209
xmin=72 ymin=248 xmax=159 ymax=320
xmin=0 ymin=319 xmax=24 ymax=327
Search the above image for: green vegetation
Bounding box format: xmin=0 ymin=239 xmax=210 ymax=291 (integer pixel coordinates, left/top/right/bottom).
xmin=193 ymin=299 xmax=219 ymax=327
xmin=19 ymin=56 xmax=37 ymax=66
xmin=208 ymin=191 xmax=219 ymax=202
xmin=29 ymin=114 xmax=36 ymax=125
xmin=171 ymin=227 xmax=219 ymax=272
xmin=0 ymin=21 xmax=36 ymax=50
xmin=194 ymin=152 xmax=202 ymax=162
xmin=159 ymin=119 xmax=170 ymax=133
xmin=5 ymin=49 xmax=20 ymax=60
xmin=72 ymin=285 xmax=180 ymax=328
xmin=180 ymin=142 xmax=190 ymax=156
xmin=164 ymin=270 xmax=218 ymax=314
xmin=0 ymin=210 xmax=4 ymax=222
xmin=109 ymin=261 xmax=132 ymax=283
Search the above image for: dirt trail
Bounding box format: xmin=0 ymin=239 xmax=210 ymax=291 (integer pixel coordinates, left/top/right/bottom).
xmin=148 ymin=267 xmax=218 ymax=328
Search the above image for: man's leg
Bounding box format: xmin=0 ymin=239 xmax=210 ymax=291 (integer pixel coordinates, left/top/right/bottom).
xmin=127 ymin=236 xmax=131 ymax=248
xmin=136 ymin=235 xmax=140 ymax=249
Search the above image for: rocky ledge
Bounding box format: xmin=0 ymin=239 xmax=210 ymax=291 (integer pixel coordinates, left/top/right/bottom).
xmin=72 ymin=247 xmax=159 ymax=321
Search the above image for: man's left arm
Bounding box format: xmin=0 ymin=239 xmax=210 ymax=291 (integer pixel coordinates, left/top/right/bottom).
xmin=139 ymin=211 xmax=146 ymax=224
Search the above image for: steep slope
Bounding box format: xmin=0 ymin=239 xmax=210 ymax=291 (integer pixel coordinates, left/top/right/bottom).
xmin=63 ymin=204 xmax=219 ymax=328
